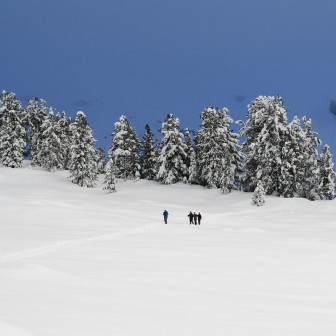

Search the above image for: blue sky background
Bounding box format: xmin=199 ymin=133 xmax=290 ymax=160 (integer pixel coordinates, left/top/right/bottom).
xmin=1 ymin=0 xmax=336 ymax=153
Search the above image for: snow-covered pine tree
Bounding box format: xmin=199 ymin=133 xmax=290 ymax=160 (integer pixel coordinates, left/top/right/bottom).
xmin=140 ymin=124 xmax=157 ymax=180
xmin=196 ymin=107 xmax=242 ymax=192
xmin=103 ymin=157 xmax=117 ymax=192
xmin=63 ymin=116 xmax=75 ymax=170
xmin=68 ymin=111 xmax=98 ymax=187
xmin=96 ymin=147 xmax=106 ymax=174
xmin=0 ymin=99 xmax=4 ymax=116
xmin=0 ymin=91 xmax=26 ymax=167
xmin=252 ymin=180 xmax=266 ymax=206
xmin=37 ymin=109 xmax=64 ymax=171
xmin=156 ymin=113 xmax=188 ymax=184
xmin=0 ymin=96 xmax=5 ymax=117
xmin=109 ymin=115 xmax=141 ymax=181
xmin=278 ymin=116 xmax=305 ymax=198
xmin=0 ymin=90 xmax=25 ymax=125
xmin=301 ymin=116 xmax=321 ymax=200
xmin=25 ymin=97 xmax=48 ymax=160
xmin=184 ymin=128 xmax=197 ymax=184
xmin=57 ymin=112 xmax=71 ymax=170
xmin=240 ymin=95 xmax=287 ymax=194
xmin=319 ymin=144 xmax=335 ymax=200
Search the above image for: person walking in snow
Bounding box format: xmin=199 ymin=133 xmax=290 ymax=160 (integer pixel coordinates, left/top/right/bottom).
xmin=197 ymin=212 xmax=202 ymax=225
xmin=188 ymin=211 xmax=194 ymax=224
xmin=193 ymin=212 xmax=198 ymax=225
xmin=163 ymin=210 xmax=168 ymax=224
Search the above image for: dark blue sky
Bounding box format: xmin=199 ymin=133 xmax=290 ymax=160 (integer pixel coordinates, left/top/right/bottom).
xmin=1 ymin=0 xmax=336 ymax=153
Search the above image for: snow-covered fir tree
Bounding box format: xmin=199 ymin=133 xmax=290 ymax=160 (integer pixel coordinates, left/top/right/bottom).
xmin=109 ymin=115 xmax=141 ymax=181
xmin=140 ymin=124 xmax=157 ymax=180
xmin=278 ymin=116 xmax=305 ymax=198
xmin=301 ymin=116 xmax=321 ymax=200
xmin=57 ymin=112 xmax=71 ymax=170
xmin=37 ymin=110 xmax=64 ymax=171
xmin=240 ymin=95 xmax=287 ymax=194
xmin=96 ymin=147 xmax=106 ymax=174
xmin=156 ymin=113 xmax=188 ymax=184
xmin=252 ymin=180 xmax=266 ymax=206
xmin=0 ymin=109 xmax=26 ymax=168
xmin=196 ymin=107 xmax=242 ymax=192
xmin=25 ymin=97 xmax=48 ymax=160
xmin=0 ymin=91 xmax=26 ymax=167
xmin=103 ymin=157 xmax=117 ymax=192
xmin=319 ymin=144 xmax=335 ymax=200
xmin=63 ymin=116 xmax=75 ymax=170
xmin=68 ymin=111 xmax=98 ymax=187
xmin=0 ymin=91 xmax=25 ymax=124
xmin=0 ymin=97 xmax=5 ymax=116
xmin=184 ymin=128 xmax=197 ymax=184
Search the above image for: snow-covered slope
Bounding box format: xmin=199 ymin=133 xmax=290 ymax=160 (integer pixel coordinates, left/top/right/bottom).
xmin=1 ymin=164 xmax=336 ymax=336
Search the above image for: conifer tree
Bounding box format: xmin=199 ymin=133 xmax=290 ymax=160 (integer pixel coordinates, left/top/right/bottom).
xmin=252 ymin=181 xmax=266 ymax=206
xmin=278 ymin=116 xmax=305 ymax=197
xmin=96 ymin=147 xmax=106 ymax=174
xmin=240 ymin=95 xmax=287 ymax=194
xmin=0 ymin=98 xmax=5 ymax=117
xmin=184 ymin=128 xmax=197 ymax=184
xmin=109 ymin=115 xmax=141 ymax=181
xmin=319 ymin=144 xmax=335 ymax=200
xmin=197 ymin=107 xmax=242 ymax=191
xmin=156 ymin=113 xmax=188 ymax=184
xmin=141 ymin=124 xmax=157 ymax=180
xmin=25 ymin=97 xmax=48 ymax=160
xmin=37 ymin=110 xmax=64 ymax=171
xmin=301 ymin=116 xmax=321 ymax=200
xmin=0 ymin=90 xmax=25 ymax=124
xmin=68 ymin=111 xmax=98 ymax=187
xmin=57 ymin=112 xmax=71 ymax=170
xmin=0 ymin=91 xmax=26 ymax=167
xmin=103 ymin=157 xmax=117 ymax=192
xmin=63 ymin=116 xmax=75 ymax=170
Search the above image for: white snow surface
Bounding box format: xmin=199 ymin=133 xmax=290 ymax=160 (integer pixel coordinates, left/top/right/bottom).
xmin=1 ymin=163 xmax=336 ymax=336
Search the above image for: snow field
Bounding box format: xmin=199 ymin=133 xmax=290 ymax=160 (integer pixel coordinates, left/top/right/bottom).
xmin=1 ymin=165 xmax=336 ymax=335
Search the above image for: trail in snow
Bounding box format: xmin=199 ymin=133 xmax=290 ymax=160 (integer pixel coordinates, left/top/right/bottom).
xmin=0 ymin=223 xmax=157 ymax=264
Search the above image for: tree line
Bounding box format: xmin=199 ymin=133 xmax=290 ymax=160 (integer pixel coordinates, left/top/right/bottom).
xmin=0 ymin=90 xmax=334 ymax=201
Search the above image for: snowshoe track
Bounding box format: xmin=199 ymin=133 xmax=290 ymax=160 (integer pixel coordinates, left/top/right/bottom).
xmin=0 ymin=223 xmax=156 ymax=264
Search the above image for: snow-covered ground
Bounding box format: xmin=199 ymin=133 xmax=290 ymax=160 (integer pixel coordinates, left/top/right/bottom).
xmin=1 ymin=164 xmax=336 ymax=336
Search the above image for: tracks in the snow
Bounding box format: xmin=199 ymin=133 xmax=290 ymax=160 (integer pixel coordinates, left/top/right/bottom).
xmin=0 ymin=224 xmax=157 ymax=264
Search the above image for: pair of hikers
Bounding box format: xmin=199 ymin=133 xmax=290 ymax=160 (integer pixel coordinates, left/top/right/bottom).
xmin=188 ymin=211 xmax=202 ymax=225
